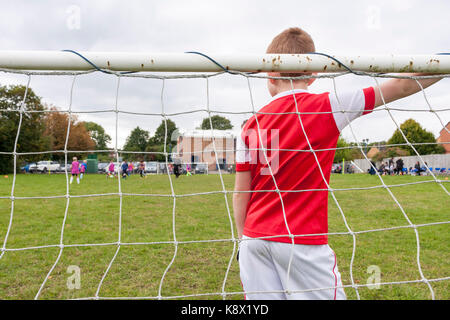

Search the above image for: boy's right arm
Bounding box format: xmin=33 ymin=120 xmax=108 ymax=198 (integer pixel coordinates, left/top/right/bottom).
xmin=373 ymin=73 xmax=442 ymax=107
xmin=233 ymin=171 xmax=252 ymax=240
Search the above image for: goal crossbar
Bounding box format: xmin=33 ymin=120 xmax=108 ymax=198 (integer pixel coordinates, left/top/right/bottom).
xmin=0 ymin=51 xmax=449 ymax=73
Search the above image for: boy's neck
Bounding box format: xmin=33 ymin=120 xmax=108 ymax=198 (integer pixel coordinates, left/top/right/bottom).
xmin=271 ymin=80 xmax=309 ymax=97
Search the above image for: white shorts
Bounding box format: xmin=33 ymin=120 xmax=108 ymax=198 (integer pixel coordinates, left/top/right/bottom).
xmin=239 ymin=236 xmax=346 ymax=300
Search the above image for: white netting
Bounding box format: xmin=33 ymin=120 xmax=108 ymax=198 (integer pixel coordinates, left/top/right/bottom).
xmin=0 ymin=63 xmax=449 ymax=300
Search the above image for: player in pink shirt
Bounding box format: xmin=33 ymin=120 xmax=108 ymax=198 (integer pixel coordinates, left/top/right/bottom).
xmin=107 ymin=161 xmax=115 ymax=178
xmin=80 ymin=160 xmax=86 ymax=180
xmin=233 ymin=27 xmax=443 ymax=300
xmin=70 ymin=157 xmax=80 ymax=185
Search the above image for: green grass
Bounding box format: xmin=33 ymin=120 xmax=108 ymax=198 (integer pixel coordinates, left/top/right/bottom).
xmin=0 ymin=173 xmax=448 ymax=300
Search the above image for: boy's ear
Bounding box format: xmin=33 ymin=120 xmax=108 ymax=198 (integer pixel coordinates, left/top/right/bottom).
xmin=307 ymin=72 xmax=317 ymax=86
xmin=267 ymin=72 xmax=278 ymax=85
xmin=269 ymin=78 xmax=277 ymax=85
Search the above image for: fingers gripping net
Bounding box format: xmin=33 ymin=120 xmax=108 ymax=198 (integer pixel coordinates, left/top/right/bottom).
xmin=0 ymin=55 xmax=449 ymax=300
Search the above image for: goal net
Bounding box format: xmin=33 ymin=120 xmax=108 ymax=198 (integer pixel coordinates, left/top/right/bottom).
xmin=0 ymin=51 xmax=448 ymax=300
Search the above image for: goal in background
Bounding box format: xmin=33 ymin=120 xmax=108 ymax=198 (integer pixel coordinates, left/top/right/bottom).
xmin=0 ymin=51 xmax=449 ymax=300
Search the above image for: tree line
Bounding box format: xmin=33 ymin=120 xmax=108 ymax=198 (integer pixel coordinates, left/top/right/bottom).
xmin=334 ymin=118 xmax=445 ymax=163
xmin=0 ymin=83 xmax=234 ymax=173
xmin=0 ymin=84 xmax=111 ymax=173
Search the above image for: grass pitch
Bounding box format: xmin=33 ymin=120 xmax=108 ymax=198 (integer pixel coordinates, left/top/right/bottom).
xmin=0 ymin=172 xmax=448 ymax=300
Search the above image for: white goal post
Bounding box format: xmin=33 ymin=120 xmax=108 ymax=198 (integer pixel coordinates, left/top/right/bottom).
xmin=0 ymin=51 xmax=449 ymax=73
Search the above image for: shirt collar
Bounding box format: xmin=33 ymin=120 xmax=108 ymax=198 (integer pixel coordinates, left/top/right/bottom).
xmin=269 ymin=89 xmax=309 ymax=103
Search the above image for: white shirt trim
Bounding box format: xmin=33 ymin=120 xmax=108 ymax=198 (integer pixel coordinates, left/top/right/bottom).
xmin=269 ymin=89 xmax=309 ymax=103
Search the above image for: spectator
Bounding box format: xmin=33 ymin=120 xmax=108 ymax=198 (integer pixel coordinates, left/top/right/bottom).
xmin=414 ymin=161 xmax=422 ymax=176
xmin=396 ymin=158 xmax=404 ymax=175
xmin=368 ymin=161 xmax=377 ymax=175
xmin=379 ymin=163 xmax=385 ymax=174
xmin=389 ymin=162 xmax=394 ymax=175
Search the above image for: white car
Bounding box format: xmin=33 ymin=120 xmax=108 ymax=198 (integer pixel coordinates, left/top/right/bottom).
xmin=145 ymin=162 xmax=158 ymax=173
xmin=35 ymin=160 xmax=61 ymax=173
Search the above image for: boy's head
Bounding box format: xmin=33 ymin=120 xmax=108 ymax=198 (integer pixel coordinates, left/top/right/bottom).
xmin=266 ymin=27 xmax=316 ymax=94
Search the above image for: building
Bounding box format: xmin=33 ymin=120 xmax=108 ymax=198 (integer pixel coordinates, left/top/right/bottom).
xmin=175 ymin=129 xmax=238 ymax=171
xmin=437 ymin=122 xmax=450 ymax=154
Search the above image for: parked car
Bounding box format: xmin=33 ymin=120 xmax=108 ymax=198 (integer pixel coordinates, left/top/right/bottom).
xmin=59 ymin=163 xmax=73 ymax=173
xmin=35 ymin=161 xmax=60 ymax=173
xmin=28 ymin=163 xmax=38 ymax=173
xmin=145 ymin=162 xmax=158 ymax=173
xmin=98 ymin=162 xmax=109 ymax=173
xmin=20 ymin=162 xmax=36 ymax=173
xmin=158 ymin=162 xmax=168 ymax=174
xmin=194 ymin=163 xmax=208 ymax=174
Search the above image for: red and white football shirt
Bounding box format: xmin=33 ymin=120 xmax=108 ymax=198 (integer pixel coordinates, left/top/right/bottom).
xmin=236 ymin=87 xmax=375 ymax=245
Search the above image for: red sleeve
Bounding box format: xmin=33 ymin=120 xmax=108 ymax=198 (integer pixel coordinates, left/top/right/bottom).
xmin=236 ymin=163 xmax=251 ymax=172
xmin=362 ymin=87 xmax=375 ymax=115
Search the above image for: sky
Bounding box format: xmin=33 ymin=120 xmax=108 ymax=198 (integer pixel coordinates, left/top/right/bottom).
xmin=0 ymin=0 xmax=449 ymax=149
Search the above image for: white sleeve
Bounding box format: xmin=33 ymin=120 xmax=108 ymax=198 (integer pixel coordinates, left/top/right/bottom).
xmin=236 ymin=133 xmax=250 ymax=162
xmin=235 ymin=132 xmax=252 ymax=171
xmin=329 ymin=87 xmax=375 ymax=132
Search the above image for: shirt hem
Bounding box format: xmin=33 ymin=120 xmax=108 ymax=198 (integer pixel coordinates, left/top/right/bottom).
xmin=243 ymin=230 xmax=328 ymax=245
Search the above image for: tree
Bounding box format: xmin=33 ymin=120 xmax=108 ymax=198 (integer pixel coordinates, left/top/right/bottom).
xmin=145 ymin=143 xmax=165 ymax=162
xmin=123 ymin=126 xmax=150 ymax=160
xmin=200 ymin=115 xmax=233 ymax=130
xmin=83 ymin=121 xmax=111 ymax=150
xmin=153 ymin=119 xmax=178 ymax=146
xmin=333 ymin=137 xmax=360 ymax=163
xmin=387 ymin=119 xmax=445 ymax=155
xmin=43 ymin=108 xmax=96 ymax=160
xmin=146 ymin=120 xmax=179 ymax=162
xmin=0 ymin=85 xmax=49 ymax=173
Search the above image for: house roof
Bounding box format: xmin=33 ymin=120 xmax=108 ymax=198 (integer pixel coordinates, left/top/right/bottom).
xmin=439 ymin=121 xmax=450 ymax=136
xmin=177 ymin=129 xmax=238 ymax=139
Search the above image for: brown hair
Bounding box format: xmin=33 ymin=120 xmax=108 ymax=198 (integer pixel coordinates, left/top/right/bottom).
xmin=266 ymin=27 xmax=315 ymax=78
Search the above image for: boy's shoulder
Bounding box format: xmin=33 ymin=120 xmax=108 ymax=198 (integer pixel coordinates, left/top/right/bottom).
xmin=263 ymin=90 xmax=330 ymax=113
xmin=241 ymin=90 xmax=332 ymax=132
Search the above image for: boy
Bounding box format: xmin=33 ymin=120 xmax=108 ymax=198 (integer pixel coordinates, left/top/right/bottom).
xmin=121 ymin=160 xmax=128 ymax=179
xmin=233 ymin=27 xmax=442 ymax=300
xmin=139 ymin=160 xmax=146 ymax=178
xmin=70 ymin=157 xmax=80 ymax=185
